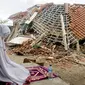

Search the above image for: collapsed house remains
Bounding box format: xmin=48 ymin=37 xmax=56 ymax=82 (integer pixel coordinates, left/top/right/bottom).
xmin=8 ymin=3 xmax=85 ymax=52
xmin=30 ymin=3 xmax=76 ymax=50
xmin=6 ymin=3 xmax=85 ymax=68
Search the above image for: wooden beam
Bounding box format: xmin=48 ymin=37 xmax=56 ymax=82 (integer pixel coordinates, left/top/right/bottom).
xmin=76 ymin=40 xmax=80 ymax=51
xmin=60 ymin=14 xmax=68 ymax=50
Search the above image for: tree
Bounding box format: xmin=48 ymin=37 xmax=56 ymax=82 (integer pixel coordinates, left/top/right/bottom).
xmin=0 ymin=20 xmax=8 ymax=24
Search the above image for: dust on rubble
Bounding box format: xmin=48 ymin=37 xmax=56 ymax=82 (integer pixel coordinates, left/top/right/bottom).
xmin=7 ymin=40 xmax=85 ymax=69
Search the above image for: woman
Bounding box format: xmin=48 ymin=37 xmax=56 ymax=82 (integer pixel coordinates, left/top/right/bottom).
xmin=0 ymin=25 xmax=30 ymax=85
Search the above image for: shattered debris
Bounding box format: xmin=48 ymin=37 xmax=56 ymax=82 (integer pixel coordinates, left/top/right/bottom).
xmin=7 ymin=3 xmax=85 ymax=69
xmin=12 ymin=40 xmax=53 ymax=56
xmin=9 ymin=36 xmax=31 ymax=45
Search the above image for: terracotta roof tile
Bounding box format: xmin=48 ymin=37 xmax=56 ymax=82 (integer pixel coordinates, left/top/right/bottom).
xmin=69 ymin=4 xmax=85 ymax=39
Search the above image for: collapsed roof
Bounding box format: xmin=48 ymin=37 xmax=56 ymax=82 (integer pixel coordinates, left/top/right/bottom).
xmin=8 ymin=3 xmax=85 ymax=48
xmin=31 ymin=3 xmax=76 ymax=46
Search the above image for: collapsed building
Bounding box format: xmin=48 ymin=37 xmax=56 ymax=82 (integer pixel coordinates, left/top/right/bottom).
xmin=8 ymin=3 xmax=85 ymax=51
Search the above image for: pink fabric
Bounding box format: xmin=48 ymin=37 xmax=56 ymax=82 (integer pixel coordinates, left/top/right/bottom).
xmin=4 ymin=66 xmax=58 ymax=85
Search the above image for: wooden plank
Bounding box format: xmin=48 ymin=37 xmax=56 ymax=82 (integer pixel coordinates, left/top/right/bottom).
xmin=76 ymin=40 xmax=80 ymax=51
xmin=60 ymin=14 xmax=68 ymax=50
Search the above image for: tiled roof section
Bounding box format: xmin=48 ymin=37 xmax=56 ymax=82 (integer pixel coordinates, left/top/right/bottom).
xmin=68 ymin=4 xmax=85 ymax=39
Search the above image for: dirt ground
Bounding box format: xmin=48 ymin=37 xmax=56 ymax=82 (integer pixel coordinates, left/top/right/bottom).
xmin=8 ymin=53 xmax=85 ymax=85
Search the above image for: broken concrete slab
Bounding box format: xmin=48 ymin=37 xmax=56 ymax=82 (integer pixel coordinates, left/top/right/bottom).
xmin=8 ymin=36 xmax=32 ymax=45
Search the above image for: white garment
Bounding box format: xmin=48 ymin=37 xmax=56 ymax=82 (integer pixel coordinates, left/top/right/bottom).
xmin=0 ymin=25 xmax=30 ymax=85
xmin=0 ymin=25 xmax=10 ymax=38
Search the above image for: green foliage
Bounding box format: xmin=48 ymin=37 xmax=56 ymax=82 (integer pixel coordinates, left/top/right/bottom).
xmin=32 ymin=44 xmax=41 ymax=49
xmin=0 ymin=20 xmax=8 ymax=24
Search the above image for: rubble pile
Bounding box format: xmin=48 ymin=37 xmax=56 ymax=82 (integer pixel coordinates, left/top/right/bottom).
xmin=7 ymin=3 xmax=85 ymax=67
xmin=12 ymin=40 xmax=32 ymax=55
xmin=12 ymin=40 xmax=53 ymax=56
xmin=8 ymin=3 xmax=85 ymax=51
xmin=56 ymin=57 xmax=74 ymax=68
xmin=9 ymin=39 xmax=85 ymax=68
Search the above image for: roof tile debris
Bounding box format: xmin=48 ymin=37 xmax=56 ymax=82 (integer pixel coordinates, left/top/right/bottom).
xmin=9 ymin=11 xmax=28 ymax=20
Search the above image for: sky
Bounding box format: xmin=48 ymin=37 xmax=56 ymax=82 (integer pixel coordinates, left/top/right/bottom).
xmin=0 ymin=0 xmax=84 ymax=20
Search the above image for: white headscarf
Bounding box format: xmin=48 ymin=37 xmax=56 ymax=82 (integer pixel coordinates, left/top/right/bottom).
xmin=0 ymin=25 xmax=10 ymax=38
